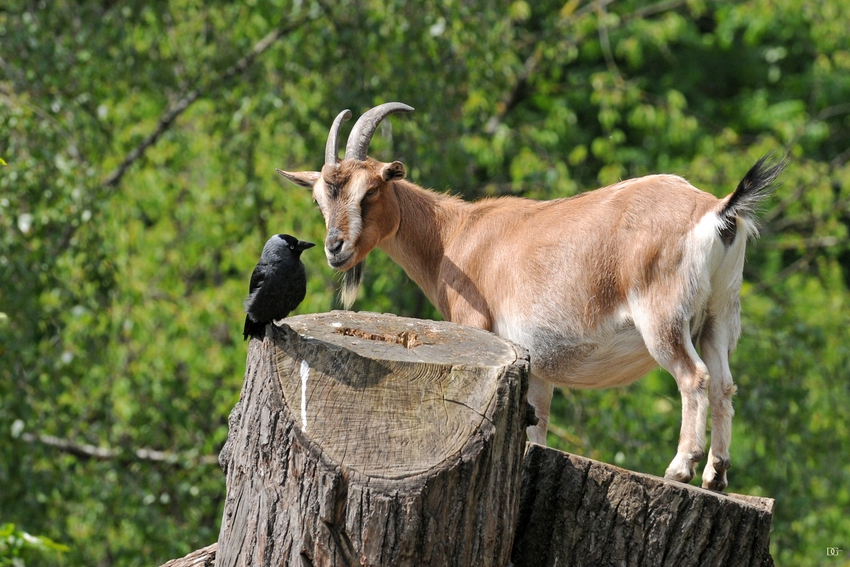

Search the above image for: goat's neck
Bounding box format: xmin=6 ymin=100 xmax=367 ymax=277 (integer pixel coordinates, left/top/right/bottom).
xmin=378 ymin=181 xmax=467 ymax=311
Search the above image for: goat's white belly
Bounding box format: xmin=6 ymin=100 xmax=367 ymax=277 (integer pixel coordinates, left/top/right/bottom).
xmin=497 ymin=322 xmax=658 ymax=390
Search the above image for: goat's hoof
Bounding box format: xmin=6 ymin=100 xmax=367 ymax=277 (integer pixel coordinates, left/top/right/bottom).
xmin=702 ymin=476 xmax=728 ymax=491
xmin=525 ymin=402 xmax=539 ymax=427
xmin=665 ymin=453 xmax=697 ymax=484
xmin=701 ymin=458 xmax=731 ymax=491
xmin=664 ymin=471 xmax=695 ymax=484
xmin=702 ymin=478 xmax=729 ymax=492
xmin=664 ymin=467 xmax=695 ymax=484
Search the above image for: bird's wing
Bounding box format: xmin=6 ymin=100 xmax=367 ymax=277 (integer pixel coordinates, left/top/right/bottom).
xmin=248 ymin=263 xmax=266 ymax=296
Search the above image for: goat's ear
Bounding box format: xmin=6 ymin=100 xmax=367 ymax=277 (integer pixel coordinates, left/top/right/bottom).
xmin=380 ymin=161 xmax=406 ymax=182
xmin=276 ymin=169 xmax=320 ymax=188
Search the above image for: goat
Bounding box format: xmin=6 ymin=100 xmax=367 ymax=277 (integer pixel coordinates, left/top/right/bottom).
xmin=279 ymin=102 xmax=785 ymax=491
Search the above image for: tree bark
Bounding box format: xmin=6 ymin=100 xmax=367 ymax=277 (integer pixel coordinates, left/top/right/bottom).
xmin=159 ymin=311 xmax=776 ymax=567
xmin=511 ymin=444 xmax=775 ymax=567
xmin=214 ymin=311 xmax=530 ymax=567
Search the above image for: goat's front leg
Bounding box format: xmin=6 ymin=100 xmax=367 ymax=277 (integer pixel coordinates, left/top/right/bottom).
xmin=526 ymin=376 xmax=554 ymax=445
xmin=446 ymin=299 xmax=558 ymax=445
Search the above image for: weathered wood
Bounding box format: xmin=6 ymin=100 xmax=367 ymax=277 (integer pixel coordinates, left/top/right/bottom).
xmin=511 ymin=443 xmax=775 ymax=567
xmin=159 ymin=543 xmax=216 ymax=567
xmin=214 ymin=311 xmax=530 ymax=567
xmin=159 ymin=311 xmax=776 ymax=567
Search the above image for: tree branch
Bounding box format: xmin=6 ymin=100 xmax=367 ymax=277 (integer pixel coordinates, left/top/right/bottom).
xmin=20 ymin=432 xmax=219 ymax=467
xmin=100 ymin=15 xmax=311 ymax=191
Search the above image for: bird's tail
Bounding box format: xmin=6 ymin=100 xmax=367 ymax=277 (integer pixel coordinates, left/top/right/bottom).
xmin=243 ymin=314 xmax=266 ymax=341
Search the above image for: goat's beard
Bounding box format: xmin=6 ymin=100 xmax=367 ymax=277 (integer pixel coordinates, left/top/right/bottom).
xmin=340 ymin=260 xmax=364 ymax=310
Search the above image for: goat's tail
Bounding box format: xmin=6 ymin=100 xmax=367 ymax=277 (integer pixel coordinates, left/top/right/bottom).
xmin=340 ymin=260 xmax=364 ymax=310
xmin=717 ymin=153 xmax=788 ymax=242
xmin=720 ymin=154 xmax=788 ymax=224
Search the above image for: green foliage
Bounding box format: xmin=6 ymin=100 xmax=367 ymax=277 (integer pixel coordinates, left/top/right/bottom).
xmin=0 ymin=523 xmax=68 ymax=567
xmin=1 ymin=0 xmax=849 ymax=565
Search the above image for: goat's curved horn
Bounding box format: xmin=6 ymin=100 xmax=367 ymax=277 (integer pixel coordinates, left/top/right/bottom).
xmin=325 ymin=109 xmax=352 ymax=166
xmin=344 ymin=102 xmax=414 ymax=161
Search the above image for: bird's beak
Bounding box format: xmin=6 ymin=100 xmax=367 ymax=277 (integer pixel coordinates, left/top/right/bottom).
xmin=297 ymin=241 xmax=316 ymax=252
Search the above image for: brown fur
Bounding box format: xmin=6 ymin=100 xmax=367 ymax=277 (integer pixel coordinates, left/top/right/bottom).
xmin=281 ymin=148 xmax=781 ymax=492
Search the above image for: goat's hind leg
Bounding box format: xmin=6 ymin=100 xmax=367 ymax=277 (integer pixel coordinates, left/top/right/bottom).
xmin=640 ymin=317 xmax=710 ymax=485
xmin=699 ymin=322 xmax=737 ymax=491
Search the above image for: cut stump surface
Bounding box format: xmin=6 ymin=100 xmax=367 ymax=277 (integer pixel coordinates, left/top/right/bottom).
xmin=274 ymin=311 xmax=520 ymax=479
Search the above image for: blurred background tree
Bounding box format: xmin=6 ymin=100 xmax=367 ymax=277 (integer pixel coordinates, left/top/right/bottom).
xmin=1 ymin=0 xmax=848 ymax=565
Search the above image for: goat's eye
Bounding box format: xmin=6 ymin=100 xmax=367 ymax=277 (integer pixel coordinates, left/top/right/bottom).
xmin=365 ymin=187 xmax=379 ymax=198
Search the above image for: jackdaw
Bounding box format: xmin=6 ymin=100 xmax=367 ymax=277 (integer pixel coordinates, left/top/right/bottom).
xmin=243 ymin=234 xmax=315 ymax=340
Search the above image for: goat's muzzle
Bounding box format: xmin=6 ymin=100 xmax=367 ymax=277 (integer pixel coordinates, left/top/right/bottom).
xmin=325 ymin=227 xmax=344 ymax=254
xmin=327 ymin=251 xmax=354 ymax=271
xmin=324 ymin=228 xmax=354 ymax=270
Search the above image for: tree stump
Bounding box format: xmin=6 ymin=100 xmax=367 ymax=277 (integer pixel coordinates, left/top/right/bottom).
xmin=511 ymin=444 xmax=775 ymax=567
xmin=159 ymin=312 xmax=776 ymax=567
xmin=214 ymin=311 xmax=530 ymax=567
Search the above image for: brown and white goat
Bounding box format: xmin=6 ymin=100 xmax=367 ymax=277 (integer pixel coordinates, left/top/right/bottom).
xmin=279 ymin=102 xmax=785 ymax=491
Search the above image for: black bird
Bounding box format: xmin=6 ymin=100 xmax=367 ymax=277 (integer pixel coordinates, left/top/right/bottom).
xmin=243 ymin=234 xmax=315 ymax=340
